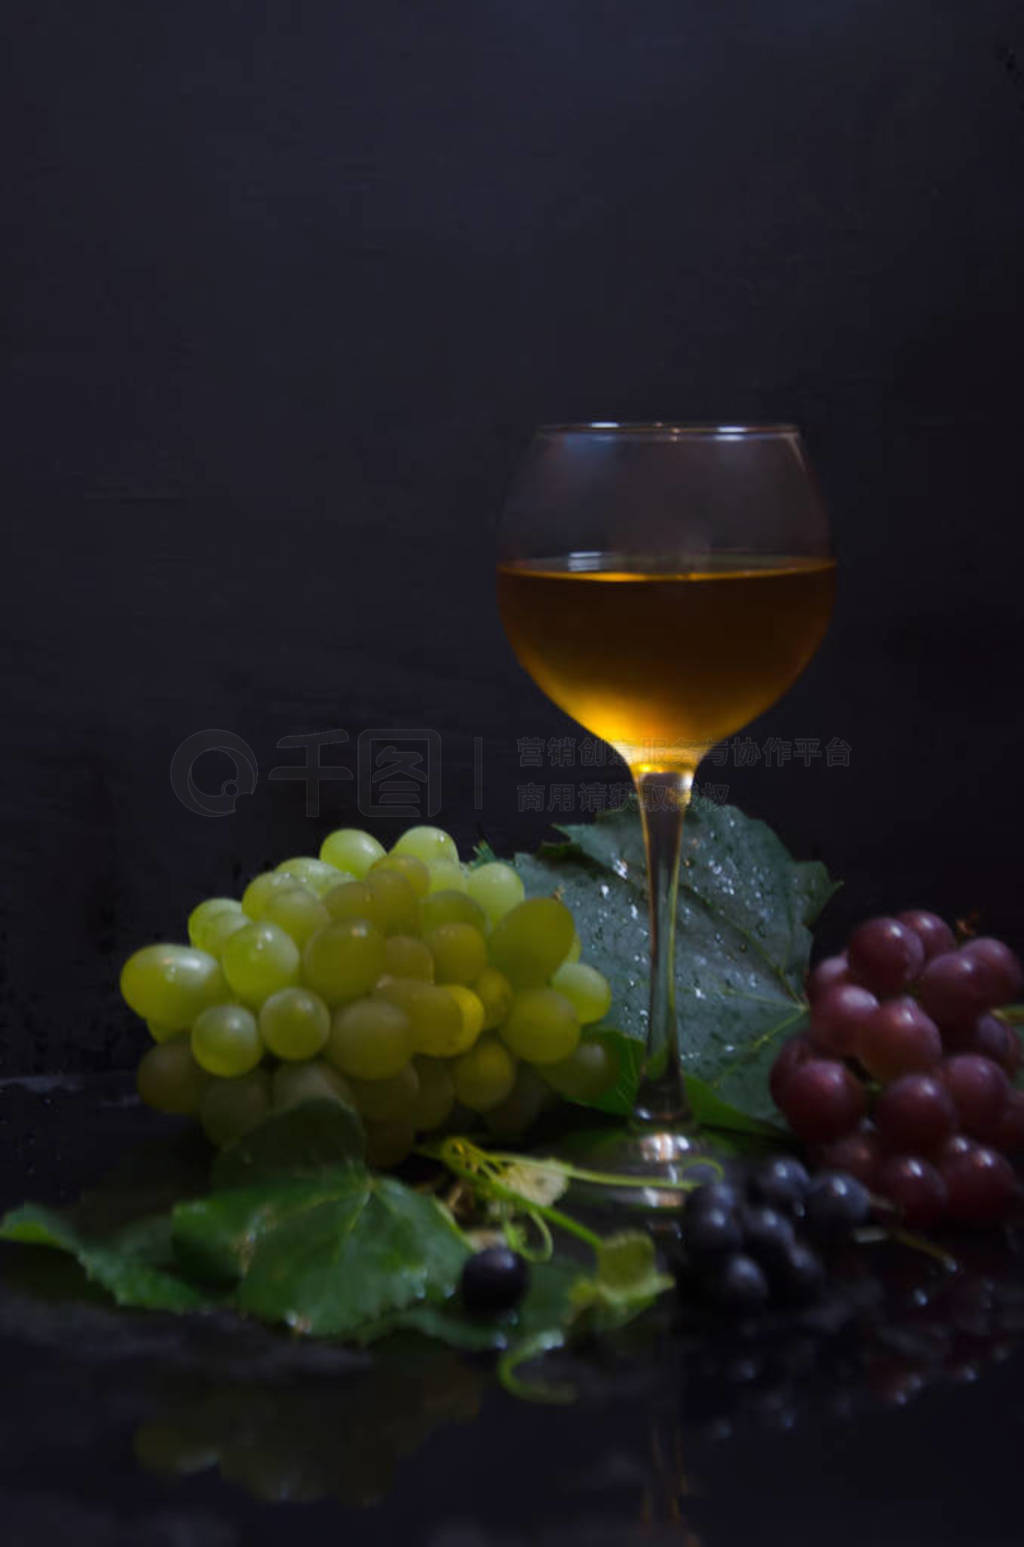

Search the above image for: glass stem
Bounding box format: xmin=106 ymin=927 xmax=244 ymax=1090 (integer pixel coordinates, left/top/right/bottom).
xmin=632 ymin=767 xmax=694 ymax=1126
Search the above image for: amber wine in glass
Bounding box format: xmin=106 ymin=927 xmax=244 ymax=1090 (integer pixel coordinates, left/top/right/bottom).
xmin=497 ymin=556 xmax=835 ymax=768
xmin=497 ymin=425 xmax=834 ymax=1198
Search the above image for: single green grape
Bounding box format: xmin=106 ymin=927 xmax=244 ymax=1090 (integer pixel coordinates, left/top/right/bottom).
xmin=473 ymin=966 xmax=513 ymax=1031
xmin=425 ymin=860 xmax=468 ymax=894
xmin=444 ymin=986 xmax=486 ymax=1053
xmin=146 ymin=1018 xmax=182 ymax=1045
xmin=275 ymin=856 xmax=353 ymax=896
xmin=322 ymin=880 xmax=378 ymax=926
xmin=374 ymin=978 xmax=472 ymax=1057
xmin=241 ymin=870 xmax=300 ymax=920
xmin=221 ymin=921 xmax=301 ymax=1006
xmin=391 ymin=825 xmax=459 ymax=866
xmin=484 ymin=1064 xmax=553 ymax=1139
xmin=271 ymin=1058 xmax=354 ymax=1112
xmin=420 ymin=889 xmax=487 ymax=935
xmin=319 ymin=827 xmax=386 ymax=878
xmin=302 ymin=919 xmax=386 ymax=1004
xmin=541 ymin=1038 xmax=615 ymax=1102
xmin=364 ymin=869 xmax=419 ymax=934
xmin=187 ymin=897 xmax=244 ymax=951
xmin=370 ymin=853 xmax=430 ymax=899
xmin=191 ymin=1003 xmax=264 ymax=1077
xmin=364 ymin=1118 xmax=416 ymax=1169
xmin=500 ymin=988 xmax=580 ymax=1064
xmin=326 ymin=997 xmax=412 ymax=1080
xmin=383 ymin=934 xmax=434 ymax=981
xmin=487 ymin=898 xmax=575 ymax=987
xmin=199 ymin=1068 xmax=272 ymax=1146
xmin=424 ymin=922 xmax=488 ymax=986
xmin=262 ymin=886 xmax=330 ymax=948
xmin=258 ymin=986 xmax=331 ymax=1060
xmin=137 ymin=1040 xmax=210 ymax=1114
xmin=190 ymin=907 xmax=250 ymax=959
xmin=348 ymin=1062 xmax=420 ymax=1122
xmin=410 ymin=1057 xmax=456 ymax=1131
xmin=465 ymin=862 xmax=525 ymax=925
xmin=452 ymin=1036 xmax=517 ymax=1112
xmin=120 ymin=944 xmax=225 ymax=1028
xmin=549 ymin=962 xmax=612 ymax=1025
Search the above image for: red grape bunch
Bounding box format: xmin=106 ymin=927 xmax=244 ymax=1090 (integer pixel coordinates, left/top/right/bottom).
xmin=771 ymin=912 xmax=1024 ymax=1227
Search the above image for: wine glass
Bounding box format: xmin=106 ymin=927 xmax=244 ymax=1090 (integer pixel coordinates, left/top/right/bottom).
xmin=497 ymin=423 xmax=834 ymax=1200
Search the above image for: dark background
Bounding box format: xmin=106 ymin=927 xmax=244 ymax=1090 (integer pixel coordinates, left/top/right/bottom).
xmin=2 ymin=0 xmax=1023 ymax=1076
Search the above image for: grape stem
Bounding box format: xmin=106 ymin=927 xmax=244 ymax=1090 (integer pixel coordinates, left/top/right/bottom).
xmin=467 ymin=1144 xmax=722 ymax=1192
xmin=497 ymin=1332 xmax=575 ymax=1404
xmin=994 ymin=1004 xmax=1024 ymax=1026
xmin=422 ymin=1138 xmax=606 ymax=1252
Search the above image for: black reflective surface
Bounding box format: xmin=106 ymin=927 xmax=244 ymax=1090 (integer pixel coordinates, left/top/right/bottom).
xmin=3 ymin=1077 xmax=1024 ymax=1547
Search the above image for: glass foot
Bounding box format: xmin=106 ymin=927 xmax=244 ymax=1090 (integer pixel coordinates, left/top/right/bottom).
xmin=537 ymin=1124 xmax=732 ymax=1212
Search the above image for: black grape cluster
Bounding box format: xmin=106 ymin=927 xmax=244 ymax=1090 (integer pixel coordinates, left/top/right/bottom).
xmin=675 ymin=1157 xmax=870 ymax=1310
xmin=772 ymin=911 xmax=1023 ymax=1226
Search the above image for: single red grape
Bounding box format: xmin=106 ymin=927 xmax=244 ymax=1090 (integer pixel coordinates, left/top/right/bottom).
xmin=960 ymin=938 xmax=1023 ymax=1005
xmin=847 ymin=917 xmax=925 ymax=997
xmin=936 ymin=1133 xmax=976 ymax=1167
xmin=875 ymin=1155 xmax=948 ymax=1226
xmin=952 ymin=1011 xmax=1020 ymax=1073
xmin=875 ymin=1073 xmax=958 ymax=1154
xmin=938 ymin=1054 xmax=1010 ymax=1142
xmin=806 ymin=953 xmax=851 ymax=1002
xmin=857 ymin=997 xmax=942 ymax=1082
xmin=917 ymin=950 xmax=1000 ymax=1035
xmin=940 ymin=1144 xmax=1018 ymax=1226
xmin=777 ymin=1058 xmax=867 ymax=1143
xmin=896 ymin=910 xmax=956 ymax=962
xmin=808 ymin=983 xmax=878 ymax=1058
xmin=813 ymin=1125 xmax=882 ymax=1188
xmin=993 ymin=1090 xmax=1024 ymax=1155
xmin=769 ymin=1036 xmax=814 ymax=1109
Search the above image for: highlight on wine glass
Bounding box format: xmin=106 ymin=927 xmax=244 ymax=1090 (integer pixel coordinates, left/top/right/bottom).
xmin=497 ymin=423 xmax=835 ymax=1197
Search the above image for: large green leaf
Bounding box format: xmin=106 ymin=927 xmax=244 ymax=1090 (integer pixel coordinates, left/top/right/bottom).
xmin=171 ymin=1165 xmax=470 ymax=1336
xmin=515 ymin=797 xmax=838 ymax=1126
xmin=211 ymin=1099 xmax=365 ymax=1190
xmin=0 ymin=1203 xmax=217 ymax=1313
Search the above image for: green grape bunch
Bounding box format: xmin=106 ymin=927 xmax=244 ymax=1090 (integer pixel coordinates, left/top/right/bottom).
xmin=119 ymin=824 xmax=616 ymax=1165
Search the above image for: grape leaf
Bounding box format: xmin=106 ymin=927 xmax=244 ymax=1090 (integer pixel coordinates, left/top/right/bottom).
xmin=569 ymin=1230 xmax=674 ymax=1331
xmin=515 ymin=797 xmax=838 ymax=1127
xmin=171 ymin=1165 xmax=470 ymax=1336
xmin=211 ymin=1099 xmax=365 ymax=1190
xmin=0 ymin=1203 xmax=218 ymax=1313
xmin=367 ymin=1254 xmax=583 ymax=1352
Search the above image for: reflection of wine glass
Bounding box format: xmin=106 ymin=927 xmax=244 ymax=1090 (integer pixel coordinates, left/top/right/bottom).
xmin=497 ymin=424 xmax=834 ymax=1196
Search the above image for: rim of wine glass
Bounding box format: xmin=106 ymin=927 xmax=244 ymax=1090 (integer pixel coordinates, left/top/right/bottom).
xmin=538 ymin=421 xmax=800 ymax=436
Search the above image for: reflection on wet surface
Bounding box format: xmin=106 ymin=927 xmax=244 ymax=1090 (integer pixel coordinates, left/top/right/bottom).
xmin=2 ymin=1078 xmax=1024 ymax=1545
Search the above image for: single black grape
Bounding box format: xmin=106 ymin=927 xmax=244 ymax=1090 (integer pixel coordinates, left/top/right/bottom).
xmin=683 ymin=1204 xmax=744 ymax=1260
xmin=705 ymin=1252 xmax=770 ymax=1309
xmin=804 ymin=1171 xmax=872 ymax=1240
xmin=773 ymin=1240 xmax=827 ymax=1304
xmin=749 ymin=1156 xmax=811 ymax=1213
xmin=739 ymin=1205 xmax=796 ymax=1270
xmin=460 ymin=1247 xmax=529 ymax=1312
xmin=683 ymin=1180 xmax=742 ymax=1220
